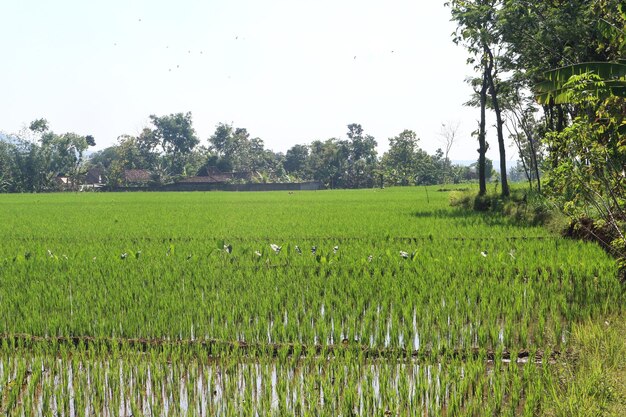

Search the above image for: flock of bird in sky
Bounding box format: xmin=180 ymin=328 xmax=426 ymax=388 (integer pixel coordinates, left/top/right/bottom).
xmin=111 ymin=17 xmax=398 ymax=74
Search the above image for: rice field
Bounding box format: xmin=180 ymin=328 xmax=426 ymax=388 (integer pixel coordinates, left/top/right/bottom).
xmin=0 ymin=187 xmax=623 ymax=416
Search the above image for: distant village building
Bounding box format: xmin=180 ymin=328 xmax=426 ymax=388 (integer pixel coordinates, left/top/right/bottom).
xmin=83 ymin=167 xmax=105 ymax=189
xmin=177 ymin=169 xmax=251 ymax=185
xmin=54 ymin=174 xmax=70 ymax=189
xmin=123 ymin=169 xmax=151 ymax=184
xmin=115 ymin=167 xmax=320 ymax=191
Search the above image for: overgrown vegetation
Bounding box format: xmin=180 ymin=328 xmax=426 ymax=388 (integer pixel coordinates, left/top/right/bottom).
xmin=545 ymin=316 xmax=626 ymax=417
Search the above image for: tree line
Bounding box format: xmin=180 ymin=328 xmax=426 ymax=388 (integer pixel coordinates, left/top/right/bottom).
xmin=1 ymin=116 xmax=496 ymax=192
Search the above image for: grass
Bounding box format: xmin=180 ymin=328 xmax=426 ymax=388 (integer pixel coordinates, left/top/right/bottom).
xmin=545 ymin=315 xmax=626 ymax=417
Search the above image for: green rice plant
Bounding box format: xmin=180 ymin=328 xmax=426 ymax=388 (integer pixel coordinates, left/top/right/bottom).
xmin=0 ymin=188 xmax=622 ymax=415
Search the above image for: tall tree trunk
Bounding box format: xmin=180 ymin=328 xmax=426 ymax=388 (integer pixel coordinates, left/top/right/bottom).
xmin=485 ymin=47 xmax=509 ymax=197
xmin=526 ymin=129 xmax=541 ymax=193
xmin=478 ymin=66 xmax=488 ymax=196
xmin=510 ymin=102 xmax=540 ymax=193
xmin=509 ymin=128 xmax=532 ymax=189
xmin=556 ymin=105 xmax=566 ymax=132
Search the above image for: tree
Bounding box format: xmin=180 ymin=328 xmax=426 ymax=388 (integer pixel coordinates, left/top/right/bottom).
xmin=501 ymin=86 xmax=543 ymax=192
xmin=0 ymin=139 xmax=17 ymax=192
xmin=345 ymin=124 xmax=378 ymax=188
xmin=382 ymin=130 xmax=420 ymax=186
xmin=415 ymin=148 xmax=445 ymax=185
xmin=106 ymin=135 xmax=152 ymax=186
xmin=469 ymin=157 xmax=495 ymax=182
xmin=448 ymin=0 xmax=510 ymax=196
xmin=209 ymin=123 xmax=233 ymax=158
xmin=208 ymin=124 xmax=253 ymax=173
xmin=438 ymin=121 xmax=459 ymax=183
xmin=47 ymin=132 xmax=93 ymax=188
xmin=0 ymin=128 xmax=62 ymax=192
xmin=29 ymin=118 xmax=49 ymax=136
xmin=206 ymin=123 xmax=285 ymax=181
xmin=88 ymin=146 xmax=121 ymax=171
xmin=27 ymin=121 xmax=95 ymax=189
xmin=147 ymin=112 xmax=199 ymax=176
xmin=307 ymin=139 xmax=343 ymax=188
xmin=12 ymin=139 xmax=54 ymax=192
xmin=284 ymin=144 xmax=309 ymax=178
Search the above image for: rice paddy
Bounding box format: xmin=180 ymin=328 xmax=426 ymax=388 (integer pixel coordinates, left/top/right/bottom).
xmin=0 ymin=188 xmax=623 ymax=415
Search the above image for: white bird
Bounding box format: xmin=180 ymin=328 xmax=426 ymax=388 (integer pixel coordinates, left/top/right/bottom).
xmin=311 ymin=246 xmax=317 ymax=254
xmin=400 ymin=251 xmax=409 ymax=259
xmin=367 ymin=255 xmax=373 ymax=262
xmin=480 ymin=251 xmax=488 ymax=258
xmin=270 ymin=244 xmax=281 ymax=254
xmin=333 ymin=246 xmax=339 ymax=254
xmin=120 ymin=253 xmax=128 ymax=260
xmin=254 ymin=251 xmax=262 ymax=257
xmin=223 ymin=244 xmax=232 ymax=254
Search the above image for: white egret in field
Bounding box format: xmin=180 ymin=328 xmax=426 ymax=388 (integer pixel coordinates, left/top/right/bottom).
xmin=120 ymin=253 xmax=128 ymax=260
xmin=270 ymin=244 xmax=281 ymax=254
xmin=333 ymin=246 xmax=339 ymax=254
xmin=254 ymin=251 xmax=262 ymax=257
xmin=400 ymin=251 xmax=409 ymax=259
xmin=480 ymin=251 xmax=488 ymax=258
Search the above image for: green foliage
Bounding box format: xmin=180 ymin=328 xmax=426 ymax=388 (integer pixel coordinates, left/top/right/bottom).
xmin=536 ymin=61 xmax=626 ymax=105
xmin=0 ymin=122 xmax=95 ymax=192
xmin=544 ymin=73 xmax=626 ymax=260
xmin=283 ymin=144 xmax=309 ymax=178
xmin=147 ymin=112 xmax=200 ymax=175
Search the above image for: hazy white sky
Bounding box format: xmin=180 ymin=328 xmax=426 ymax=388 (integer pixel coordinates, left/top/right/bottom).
xmin=1 ymin=0 xmax=515 ymax=162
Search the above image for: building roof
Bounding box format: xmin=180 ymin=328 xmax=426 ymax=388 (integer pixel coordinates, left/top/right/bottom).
xmin=124 ymin=169 xmax=151 ymax=183
xmin=85 ymin=167 xmax=104 ymax=184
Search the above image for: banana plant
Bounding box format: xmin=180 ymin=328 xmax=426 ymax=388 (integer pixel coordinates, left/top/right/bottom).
xmin=535 ymin=60 xmax=626 ymax=105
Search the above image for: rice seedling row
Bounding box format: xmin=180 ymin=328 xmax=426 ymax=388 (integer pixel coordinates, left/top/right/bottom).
xmin=0 ymin=346 xmax=560 ymax=416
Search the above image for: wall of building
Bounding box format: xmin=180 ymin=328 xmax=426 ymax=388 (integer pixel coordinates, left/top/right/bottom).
xmin=109 ymin=182 xmax=322 ymax=192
